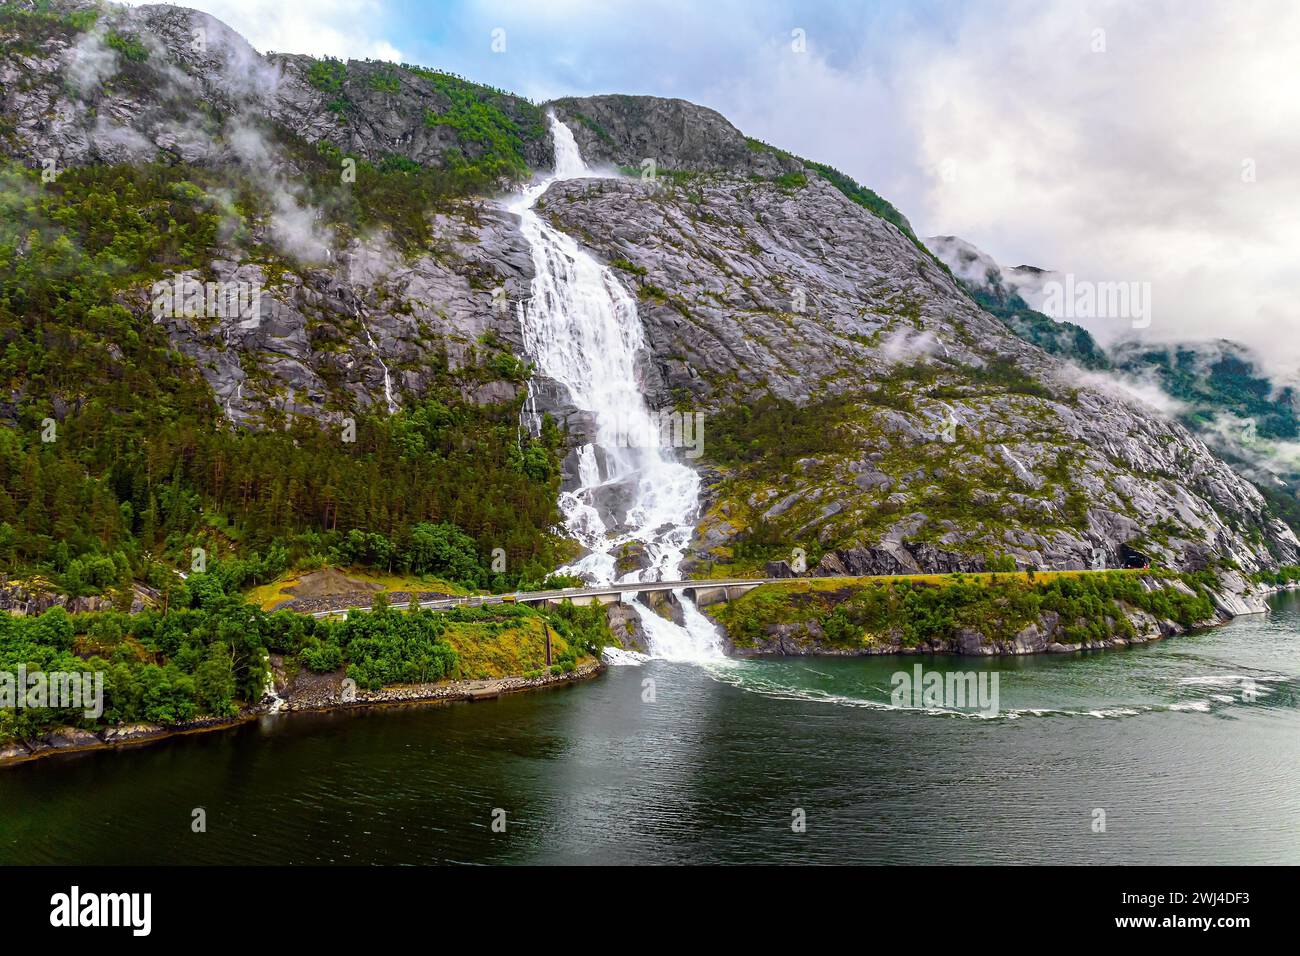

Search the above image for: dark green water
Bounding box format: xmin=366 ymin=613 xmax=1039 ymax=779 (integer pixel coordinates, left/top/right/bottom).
xmin=3 ymin=593 xmax=1298 ymax=865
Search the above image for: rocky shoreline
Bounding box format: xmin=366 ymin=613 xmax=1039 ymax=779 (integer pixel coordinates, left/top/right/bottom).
xmin=275 ymin=659 xmax=604 ymax=713
xmin=699 ymin=571 xmax=1282 ymax=658
xmin=610 ymin=593 xmax=1236 ymax=659
xmin=720 ymin=610 xmax=1221 ymax=658
xmin=0 ymin=660 xmax=605 ymax=769
xmin=720 ymin=586 xmax=1293 ymax=657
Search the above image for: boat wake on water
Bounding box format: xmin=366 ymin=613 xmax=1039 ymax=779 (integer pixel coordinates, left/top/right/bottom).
xmin=700 ymin=655 xmax=1299 ymax=720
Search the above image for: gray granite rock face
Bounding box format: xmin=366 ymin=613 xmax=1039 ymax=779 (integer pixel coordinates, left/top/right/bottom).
xmin=4 ymin=1 xmax=1294 ymax=590
xmin=538 ymin=174 xmax=1298 ymax=578
xmin=605 ymin=603 xmax=649 ymax=655
xmin=2 ymin=2 xmax=544 ymax=425
xmin=2 ymin=2 xmax=550 ymax=175
xmin=535 ymin=174 xmax=988 ymax=405
xmin=136 ymin=206 xmax=535 ymax=427
xmin=550 ymin=94 xmax=799 ymax=176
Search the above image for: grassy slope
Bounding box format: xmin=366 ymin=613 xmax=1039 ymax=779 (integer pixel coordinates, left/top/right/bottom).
xmin=438 ymin=615 xmax=580 ymax=681
xmin=709 ymin=570 xmax=1215 ymax=651
xmin=247 ymin=568 xmax=472 ymax=611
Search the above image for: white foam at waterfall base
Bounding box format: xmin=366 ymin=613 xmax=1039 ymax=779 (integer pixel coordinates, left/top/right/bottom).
xmin=511 ymin=114 xmax=723 ymax=662
xmin=630 ymin=594 xmax=728 ymax=663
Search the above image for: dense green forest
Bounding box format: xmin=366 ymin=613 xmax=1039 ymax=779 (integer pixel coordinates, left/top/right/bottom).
xmin=1112 ymin=343 xmax=1300 ymax=442
xmin=0 ymin=566 xmax=610 ymax=742
xmin=0 ymin=158 xmax=569 ymax=596
xmin=714 ymin=570 xmax=1219 ymax=650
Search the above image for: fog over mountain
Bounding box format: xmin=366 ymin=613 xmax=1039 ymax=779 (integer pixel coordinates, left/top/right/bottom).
xmin=926 ymin=233 xmax=1300 ymax=527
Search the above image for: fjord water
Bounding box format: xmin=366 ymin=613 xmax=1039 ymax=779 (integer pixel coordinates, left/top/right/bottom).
xmin=511 ymin=117 xmax=722 ymax=660
xmin=2 ymin=592 xmax=1297 ymax=865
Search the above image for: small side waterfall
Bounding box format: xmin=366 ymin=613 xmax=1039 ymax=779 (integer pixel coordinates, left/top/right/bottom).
xmin=262 ymin=655 xmax=286 ymax=715
xmin=356 ymin=304 xmax=397 ymax=415
xmin=510 ymin=115 xmax=724 ymax=661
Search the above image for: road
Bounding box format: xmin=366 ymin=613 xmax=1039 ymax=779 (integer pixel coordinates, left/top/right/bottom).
xmin=308 ymin=568 xmax=1132 ymax=618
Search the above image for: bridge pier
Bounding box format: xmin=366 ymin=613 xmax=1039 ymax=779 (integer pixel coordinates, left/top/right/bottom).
xmin=688 ymin=583 xmax=762 ymax=608
xmin=541 ymin=592 xmax=624 ymax=608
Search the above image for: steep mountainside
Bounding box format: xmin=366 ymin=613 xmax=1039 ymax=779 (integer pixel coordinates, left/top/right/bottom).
xmin=0 ymin=0 xmax=572 ymax=589
xmin=537 ymin=159 xmax=1294 ymax=596
xmin=1 ymin=0 xmax=1295 ymax=612
xmin=927 ymin=234 xmax=1300 ymax=526
xmin=925 ymin=235 xmax=1109 ymax=370
xmin=2 ymin=0 xmax=552 ymax=424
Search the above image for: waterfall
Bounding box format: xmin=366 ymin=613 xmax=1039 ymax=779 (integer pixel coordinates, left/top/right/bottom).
xmin=510 ymin=115 xmax=724 ymax=662
xmin=357 ymin=305 xmax=397 ymax=415
xmin=342 ymin=252 xmax=397 ymax=416
xmin=262 ymin=655 xmax=285 ymax=715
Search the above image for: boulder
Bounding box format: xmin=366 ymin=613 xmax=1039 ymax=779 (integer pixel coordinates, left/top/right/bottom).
xmin=1012 ymin=622 xmax=1048 ymax=654
xmin=955 ymin=628 xmax=987 ymax=655
xmin=605 ymin=603 xmax=649 ymax=655
xmin=41 ymin=727 xmax=102 ymax=750
xmin=102 ymin=723 xmax=167 ymax=744
xmin=0 ymin=742 xmax=31 ymax=761
xmin=643 ymin=589 xmax=685 ymax=626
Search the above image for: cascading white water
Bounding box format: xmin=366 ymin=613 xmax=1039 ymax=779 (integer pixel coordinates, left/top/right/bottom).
xmin=357 ymin=305 xmax=397 ymax=415
xmin=262 ymin=655 xmax=285 ymax=715
xmin=510 ymin=115 xmax=723 ymax=662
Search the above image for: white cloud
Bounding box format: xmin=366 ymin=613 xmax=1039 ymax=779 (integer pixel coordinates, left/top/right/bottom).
xmin=1064 ymin=366 xmax=1188 ymax=418
xmin=122 ymin=0 xmax=403 ymax=61
xmin=64 ymin=22 xmax=118 ymax=92
xmin=226 ymin=119 xmax=332 ymax=263
xmin=1199 ymin=413 xmax=1300 ymax=482
xmin=903 ymin=0 xmax=1300 ymax=377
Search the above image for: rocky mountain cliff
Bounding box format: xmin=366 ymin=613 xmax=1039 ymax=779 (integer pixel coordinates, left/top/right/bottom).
xmin=550 ymin=94 xmax=797 ymax=177
xmin=537 ymin=164 xmax=1295 ymax=593
xmin=2 ymin=0 xmax=1295 ymax=606
xmin=2 ymin=0 xmax=558 ymax=426
xmin=927 ymin=234 xmax=1300 ymax=527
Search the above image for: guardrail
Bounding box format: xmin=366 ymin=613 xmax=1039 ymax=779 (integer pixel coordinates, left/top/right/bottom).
xmin=307 ymin=569 xmax=1128 ymax=619
xmin=308 ymin=577 xmax=786 ymax=618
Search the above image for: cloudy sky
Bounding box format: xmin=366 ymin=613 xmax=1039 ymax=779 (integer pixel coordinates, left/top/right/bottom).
xmin=136 ymin=0 xmax=1300 ymax=377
